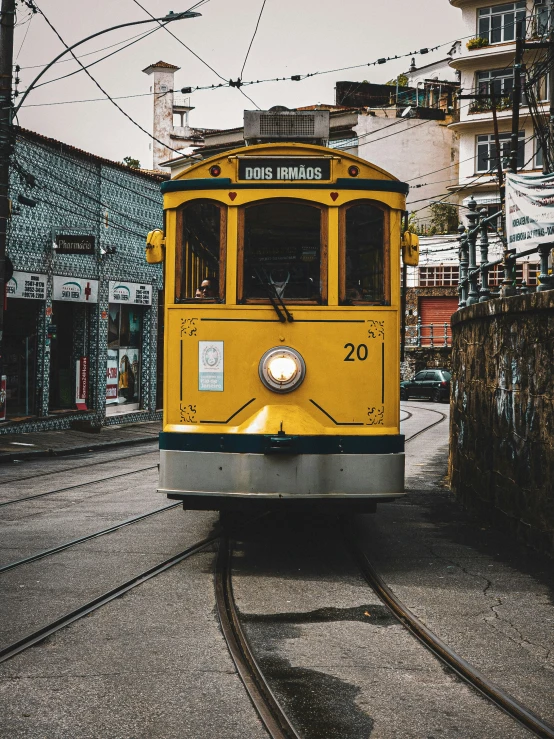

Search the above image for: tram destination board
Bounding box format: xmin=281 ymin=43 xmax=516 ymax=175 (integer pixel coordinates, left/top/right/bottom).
xmin=238 ymin=158 xmax=330 ymax=181
xmin=55 ymin=235 xmax=95 ymax=255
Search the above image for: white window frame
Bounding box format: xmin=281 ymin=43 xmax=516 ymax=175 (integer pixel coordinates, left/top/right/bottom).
xmin=477 ymin=2 xmax=526 ymax=44
xmin=476 ymin=131 xmax=525 ymax=172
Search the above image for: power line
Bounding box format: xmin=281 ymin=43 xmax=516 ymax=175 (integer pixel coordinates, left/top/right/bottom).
xmin=240 ymin=0 xmax=267 ymax=79
xmin=31 ymin=25 xmax=162 ymax=91
xmin=14 ymin=130 xmax=164 ymax=206
xmin=31 ymin=2 xmax=188 ymax=156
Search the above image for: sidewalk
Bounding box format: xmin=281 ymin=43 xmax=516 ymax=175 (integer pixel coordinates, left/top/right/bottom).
xmin=0 ymin=421 xmax=161 ymax=463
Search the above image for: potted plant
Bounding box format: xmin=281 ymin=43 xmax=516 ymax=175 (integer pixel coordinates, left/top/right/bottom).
xmin=467 ymin=37 xmax=489 ymax=50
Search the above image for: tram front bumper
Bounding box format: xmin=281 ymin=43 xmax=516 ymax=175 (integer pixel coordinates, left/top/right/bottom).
xmin=158 ymin=449 xmax=405 ymax=499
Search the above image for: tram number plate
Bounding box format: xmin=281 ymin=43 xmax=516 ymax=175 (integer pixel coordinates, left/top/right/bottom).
xmin=238 ymin=158 xmax=331 ymax=181
xmin=344 ymin=343 xmax=369 ymax=361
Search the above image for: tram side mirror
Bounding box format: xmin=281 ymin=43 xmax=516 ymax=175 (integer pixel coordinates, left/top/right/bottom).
xmin=145 ymin=229 xmax=165 ymax=264
xmin=402 ymin=231 xmax=419 ymax=266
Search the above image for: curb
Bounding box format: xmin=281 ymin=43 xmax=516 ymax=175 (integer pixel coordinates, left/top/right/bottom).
xmin=0 ymin=434 xmax=159 ymax=464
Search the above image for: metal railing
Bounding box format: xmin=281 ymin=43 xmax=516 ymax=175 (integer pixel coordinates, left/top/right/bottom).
xmin=405 ymin=321 xmax=452 ymax=348
xmin=457 ymin=198 xmax=554 ymax=308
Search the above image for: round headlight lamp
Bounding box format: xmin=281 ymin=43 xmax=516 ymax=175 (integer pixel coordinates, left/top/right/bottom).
xmin=259 ymin=347 xmax=306 ymax=393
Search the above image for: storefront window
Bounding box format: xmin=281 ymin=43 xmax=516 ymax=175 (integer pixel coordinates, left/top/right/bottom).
xmin=107 ymin=304 xmax=142 ymax=412
xmin=3 ymin=298 xmax=39 ymax=418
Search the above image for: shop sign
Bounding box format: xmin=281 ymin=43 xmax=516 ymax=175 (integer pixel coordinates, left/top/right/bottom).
xmin=53 ymin=276 xmax=98 ymax=303
xmin=108 ymin=281 xmax=152 ymax=305
xmin=6 ymin=271 xmax=47 ymax=300
xmin=106 ymin=350 xmax=119 ymax=405
xmin=55 ymin=235 xmax=95 ymax=255
xmin=238 ymin=158 xmax=330 ymax=181
xmin=198 ymin=341 xmax=224 ymax=392
xmin=75 ymin=356 xmax=88 ymax=409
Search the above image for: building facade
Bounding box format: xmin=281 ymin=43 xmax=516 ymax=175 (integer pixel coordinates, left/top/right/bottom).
xmin=448 ymin=0 xmax=547 ymax=214
xmin=3 ymin=128 xmax=165 ymax=432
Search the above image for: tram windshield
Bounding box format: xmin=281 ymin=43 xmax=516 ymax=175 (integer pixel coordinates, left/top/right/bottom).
xmin=342 ymin=203 xmax=387 ymax=305
xmin=175 ymin=200 xmax=225 ymax=302
xmin=241 ymin=201 xmax=323 ymax=303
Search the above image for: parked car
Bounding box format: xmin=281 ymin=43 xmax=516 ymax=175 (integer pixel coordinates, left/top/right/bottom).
xmin=400 ymin=369 xmax=451 ymax=402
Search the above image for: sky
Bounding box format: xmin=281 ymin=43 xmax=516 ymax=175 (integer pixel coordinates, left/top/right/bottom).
xmin=13 ymin=0 xmax=465 ymax=168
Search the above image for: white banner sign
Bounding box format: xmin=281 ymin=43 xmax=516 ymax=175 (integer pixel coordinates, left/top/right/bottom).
xmin=53 ymin=276 xmax=98 ymax=303
xmin=7 ymin=271 xmax=47 ymax=300
xmin=506 ymin=171 xmax=554 ymax=252
xmin=109 ymin=281 xmax=152 ymax=305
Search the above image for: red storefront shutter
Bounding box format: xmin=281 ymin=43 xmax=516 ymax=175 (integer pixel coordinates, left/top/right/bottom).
xmin=419 ymin=296 xmax=458 ymax=346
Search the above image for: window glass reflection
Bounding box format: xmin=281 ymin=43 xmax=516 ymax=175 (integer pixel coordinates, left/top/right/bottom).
xmin=344 ymin=204 xmax=386 ymax=304
xmin=243 ymin=201 xmax=322 ymax=302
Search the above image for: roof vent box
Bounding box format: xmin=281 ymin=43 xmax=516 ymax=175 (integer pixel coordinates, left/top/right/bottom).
xmin=244 ymin=109 xmax=330 ymax=141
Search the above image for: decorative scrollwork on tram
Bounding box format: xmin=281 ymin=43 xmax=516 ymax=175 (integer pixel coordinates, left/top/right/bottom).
xmin=367 ymin=320 xmax=385 ymax=339
xmin=180 ymin=403 xmax=197 ymax=423
xmin=367 ymin=406 xmax=384 ymax=425
xmin=181 ymin=318 xmax=198 ymax=337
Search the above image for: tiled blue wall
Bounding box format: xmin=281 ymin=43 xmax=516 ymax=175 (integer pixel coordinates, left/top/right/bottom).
xmin=3 ymin=130 xmax=164 ymax=432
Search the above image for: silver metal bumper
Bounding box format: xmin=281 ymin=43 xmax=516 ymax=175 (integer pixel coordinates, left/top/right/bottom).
xmin=159 ymin=449 xmax=405 ymax=499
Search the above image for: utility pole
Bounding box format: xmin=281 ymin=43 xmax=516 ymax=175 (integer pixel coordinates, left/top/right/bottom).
xmin=0 ymin=0 xmax=16 ymax=382
xmin=501 ymin=20 xmax=525 ymax=296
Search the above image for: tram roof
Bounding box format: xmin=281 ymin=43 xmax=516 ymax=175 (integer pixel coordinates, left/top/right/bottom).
xmin=169 ymin=141 xmax=403 ymax=186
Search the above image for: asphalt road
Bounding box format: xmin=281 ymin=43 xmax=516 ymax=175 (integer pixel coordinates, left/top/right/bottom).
xmin=0 ymin=406 xmax=553 ymax=738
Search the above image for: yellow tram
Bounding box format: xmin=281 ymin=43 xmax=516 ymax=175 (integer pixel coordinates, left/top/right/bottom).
xmin=147 ymin=111 xmax=418 ymax=513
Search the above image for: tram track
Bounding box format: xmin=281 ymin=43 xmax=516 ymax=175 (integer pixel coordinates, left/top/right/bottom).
xmin=0 ymin=463 xmax=158 ymax=508
xmin=402 ymin=403 xmax=448 ymax=443
xmin=350 ymin=538 xmax=554 ymax=739
xmin=215 ymin=537 xmax=301 ymax=739
xmin=0 ymin=445 xmax=158 ymax=486
xmin=0 ymin=502 xmax=180 ymax=574
xmin=0 ymin=532 xmax=220 ymax=665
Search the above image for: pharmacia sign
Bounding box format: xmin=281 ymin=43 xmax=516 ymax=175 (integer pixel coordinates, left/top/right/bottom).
xmin=506 ymin=172 xmax=554 ymax=251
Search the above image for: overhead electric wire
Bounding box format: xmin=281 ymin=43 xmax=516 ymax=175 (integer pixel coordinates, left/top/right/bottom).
xmin=14 ymin=131 xmax=164 ymax=206
xmin=30 ymin=2 xmax=187 ymax=156
xmin=16 ymin=149 xmax=159 ymax=234
xmin=31 ymin=24 xmax=163 ymax=91
xmin=240 ymin=0 xmax=267 ymax=79
xmin=128 ymin=0 xmax=261 ymax=111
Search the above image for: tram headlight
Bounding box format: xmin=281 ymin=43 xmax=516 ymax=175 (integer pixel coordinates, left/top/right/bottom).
xmin=259 ymin=347 xmax=306 ymax=393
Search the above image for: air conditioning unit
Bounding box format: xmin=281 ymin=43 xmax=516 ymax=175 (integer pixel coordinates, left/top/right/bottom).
xmin=244 ymin=108 xmax=330 ymax=142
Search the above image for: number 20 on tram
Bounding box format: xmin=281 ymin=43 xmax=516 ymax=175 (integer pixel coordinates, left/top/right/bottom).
xmin=146 ymin=119 xmax=419 ymax=513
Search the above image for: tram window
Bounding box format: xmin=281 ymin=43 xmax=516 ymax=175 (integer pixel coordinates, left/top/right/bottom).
xmin=341 ymin=203 xmax=387 ymax=305
xmin=175 ymin=200 xmax=226 ymax=302
xmin=241 ymin=201 xmax=324 ymax=303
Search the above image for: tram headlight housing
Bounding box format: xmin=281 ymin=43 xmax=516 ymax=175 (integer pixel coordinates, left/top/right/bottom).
xmin=259 ymin=347 xmax=306 ymax=393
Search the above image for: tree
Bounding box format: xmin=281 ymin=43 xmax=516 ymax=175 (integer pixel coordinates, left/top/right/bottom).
xmin=122 ymin=156 xmax=141 ymax=169
xmin=428 ymin=203 xmax=458 ymax=235
xmin=386 ymin=73 xmax=408 ymax=87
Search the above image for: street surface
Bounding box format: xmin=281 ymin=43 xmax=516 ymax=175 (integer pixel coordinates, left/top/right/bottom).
xmin=0 ymin=405 xmax=552 ymax=738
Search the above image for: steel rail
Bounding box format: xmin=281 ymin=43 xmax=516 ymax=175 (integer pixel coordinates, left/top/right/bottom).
xmin=353 ymin=544 xmax=554 ymax=739
xmin=0 ymin=445 xmax=158 ymax=485
xmin=0 ymin=503 xmax=180 ymax=574
xmin=215 ymin=538 xmax=302 ymax=739
xmin=402 ymin=403 xmax=448 ymax=443
xmin=0 ymin=464 xmax=158 ymax=508
xmin=0 ymin=533 xmax=219 ymax=664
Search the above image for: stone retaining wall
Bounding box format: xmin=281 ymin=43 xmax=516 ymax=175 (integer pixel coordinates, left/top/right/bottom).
xmin=450 ymin=292 xmax=554 ymax=558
